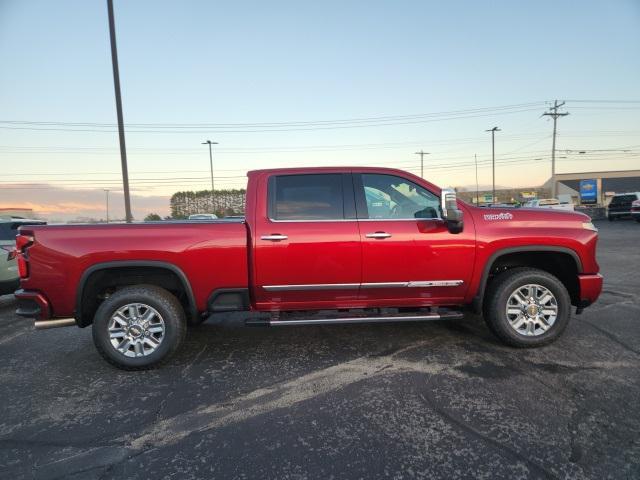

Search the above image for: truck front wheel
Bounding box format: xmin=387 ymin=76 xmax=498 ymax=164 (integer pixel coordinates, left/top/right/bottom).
xmin=92 ymin=285 xmax=187 ymax=370
xmin=483 ymin=268 xmax=571 ymax=347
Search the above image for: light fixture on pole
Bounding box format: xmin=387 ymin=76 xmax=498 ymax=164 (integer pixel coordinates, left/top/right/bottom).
xmin=202 ymin=140 xmax=219 ymax=213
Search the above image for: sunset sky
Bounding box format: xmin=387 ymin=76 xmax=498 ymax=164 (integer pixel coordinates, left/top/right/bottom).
xmin=1 ymin=0 xmax=639 ymax=220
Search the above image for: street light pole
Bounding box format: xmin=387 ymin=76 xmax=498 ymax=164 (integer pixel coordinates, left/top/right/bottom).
xmin=106 ymin=0 xmax=133 ymax=223
xmin=103 ymin=189 xmax=110 ymax=223
xmin=474 ymin=154 xmax=479 ymax=205
xmin=202 ymin=140 xmax=219 ymax=213
xmin=486 ymin=127 xmax=500 ymax=203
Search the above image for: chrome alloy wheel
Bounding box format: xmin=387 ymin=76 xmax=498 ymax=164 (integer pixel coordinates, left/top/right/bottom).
xmin=108 ymin=303 xmax=165 ymax=357
xmin=506 ymin=284 xmax=558 ymax=336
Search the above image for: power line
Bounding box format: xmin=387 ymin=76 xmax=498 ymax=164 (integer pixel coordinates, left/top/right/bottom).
xmin=0 ymin=106 xmax=546 ymax=134
xmin=0 ymin=102 xmax=545 ymax=128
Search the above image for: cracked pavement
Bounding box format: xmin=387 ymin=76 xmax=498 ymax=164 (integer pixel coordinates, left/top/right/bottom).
xmin=0 ymin=220 xmax=639 ymax=479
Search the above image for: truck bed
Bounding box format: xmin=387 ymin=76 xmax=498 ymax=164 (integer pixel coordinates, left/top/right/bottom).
xmin=19 ymin=221 xmax=249 ymax=318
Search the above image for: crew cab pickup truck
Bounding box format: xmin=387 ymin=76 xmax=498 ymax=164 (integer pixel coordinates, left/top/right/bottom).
xmin=14 ymin=167 xmax=603 ymax=370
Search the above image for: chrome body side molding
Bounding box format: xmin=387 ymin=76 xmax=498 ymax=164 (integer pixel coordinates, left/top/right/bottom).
xmin=262 ymin=280 xmax=464 ymax=291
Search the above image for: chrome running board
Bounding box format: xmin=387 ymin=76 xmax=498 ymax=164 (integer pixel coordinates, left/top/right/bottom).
xmin=35 ymin=318 xmax=76 ymax=330
xmin=246 ymin=311 xmax=463 ymax=327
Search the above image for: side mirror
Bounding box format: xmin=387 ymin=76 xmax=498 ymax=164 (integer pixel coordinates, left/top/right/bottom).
xmin=441 ymin=188 xmax=464 ymax=234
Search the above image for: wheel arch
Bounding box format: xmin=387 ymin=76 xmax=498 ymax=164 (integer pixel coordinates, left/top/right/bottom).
xmin=75 ymin=260 xmax=197 ymax=327
xmin=472 ymin=246 xmax=583 ymax=313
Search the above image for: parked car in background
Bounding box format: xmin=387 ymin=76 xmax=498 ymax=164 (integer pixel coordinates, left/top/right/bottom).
xmin=631 ymin=199 xmax=640 ymax=223
xmin=188 ymin=213 xmax=218 ymax=220
xmin=523 ymin=198 xmax=575 ymax=211
xmin=0 ymin=218 xmax=46 ymax=295
xmin=607 ymin=193 xmax=640 ymax=221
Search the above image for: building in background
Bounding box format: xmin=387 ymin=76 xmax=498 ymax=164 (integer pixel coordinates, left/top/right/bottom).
xmin=546 ymin=169 xmax=640 ymax=206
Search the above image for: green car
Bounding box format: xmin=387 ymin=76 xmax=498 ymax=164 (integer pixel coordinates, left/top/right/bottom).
xmin=0 ymin=219 xmax=46 ymax=296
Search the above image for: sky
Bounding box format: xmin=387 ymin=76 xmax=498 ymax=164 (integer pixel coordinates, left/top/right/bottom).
xmin=1 ymin=0 xmax=639 ymax=220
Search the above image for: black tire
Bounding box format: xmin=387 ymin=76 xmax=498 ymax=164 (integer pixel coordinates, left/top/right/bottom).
xmin=483 ymin=268 xmax=571 ymax=348
xmin=92 ymin=285 xmax=187 ymax=370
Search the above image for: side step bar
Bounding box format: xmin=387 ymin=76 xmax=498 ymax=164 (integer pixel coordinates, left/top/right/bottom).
xmin=34 ymin=318 xmax=76 ymax=330
xmin=246 ymin=311 xmax=463 ymax=327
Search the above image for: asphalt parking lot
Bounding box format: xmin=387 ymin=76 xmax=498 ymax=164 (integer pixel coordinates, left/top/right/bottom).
xmin=0 ymin=220 xmax=638 ymax=479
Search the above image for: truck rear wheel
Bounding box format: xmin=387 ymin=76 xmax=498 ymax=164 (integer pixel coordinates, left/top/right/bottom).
xmin=92 ymin=285 xmax=187 ymax=370
xmin=483 ymin=268 xmax=571 ymax=347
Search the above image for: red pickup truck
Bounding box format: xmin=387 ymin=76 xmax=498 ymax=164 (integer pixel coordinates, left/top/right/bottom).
xmin=15 ymin=167 xmax=603 ymax=370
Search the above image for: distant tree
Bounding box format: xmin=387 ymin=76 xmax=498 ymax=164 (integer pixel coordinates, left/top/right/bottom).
xmin=170 ymin=188 xmax=246 ymax=218
xmin=144 ymin=213 xmax=162 ymax=222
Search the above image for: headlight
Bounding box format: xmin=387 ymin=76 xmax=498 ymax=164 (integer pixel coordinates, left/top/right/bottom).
xmin=582 ymin=222 xmax=598 ymax=232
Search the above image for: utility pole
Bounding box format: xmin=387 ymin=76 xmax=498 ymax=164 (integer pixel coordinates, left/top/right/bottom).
xmin=202 ymin=140 xmax=219 ymax=213
xmin=103 ymin=189 xmax=110 ymax=223
xmin=107 ymin=0 xmax=132 ymax=223
xmin=414 ymin=150 xmax=430 ymax=178
xmin=474 ymin=154 xmax=479 ymax=205
xmin=542 ymin=100 xmax=569 ymax=198
xmin=485 ymin=127 xmax=500 ymax=204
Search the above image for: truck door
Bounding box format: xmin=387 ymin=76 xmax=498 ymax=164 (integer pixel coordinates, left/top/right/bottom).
xmin=252 ymin=172 xmax=362 ymax=310
xmin=353 ymin=172 xmax=475 ymax=307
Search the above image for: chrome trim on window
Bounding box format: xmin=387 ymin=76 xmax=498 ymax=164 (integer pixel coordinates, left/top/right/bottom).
xmin=268 ymin=218 xmax=357 ymax=223
xmin=358 ymin=217 xmax=442 ymax=222
xmin=266 ymin=217 xmax=443 ymax=223
xmin=262 ymin=280 xmax=464 ymax=291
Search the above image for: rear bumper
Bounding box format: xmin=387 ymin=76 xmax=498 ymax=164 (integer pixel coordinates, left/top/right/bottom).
xmin=577 ymin=273 xmax=603 ymax=308
xmin=14 ymin=289 xmax=51 ymax=320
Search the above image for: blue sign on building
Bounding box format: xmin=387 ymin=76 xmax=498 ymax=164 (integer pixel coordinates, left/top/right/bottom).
xmin=579 ymin=179 xmax=598 ymax=204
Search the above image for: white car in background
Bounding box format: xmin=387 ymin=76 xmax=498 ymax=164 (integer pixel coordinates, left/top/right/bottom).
xmin=523 ymin=198 xmax=575 ymax=211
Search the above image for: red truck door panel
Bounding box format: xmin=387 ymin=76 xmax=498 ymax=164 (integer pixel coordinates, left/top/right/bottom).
xmin=354 ymin=173 xmax=475 ymax=305
xmin=253 ymin=173 xmax=362 ymax=309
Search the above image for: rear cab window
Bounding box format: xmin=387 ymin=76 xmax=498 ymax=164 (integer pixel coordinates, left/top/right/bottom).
xmin=267 ymin=173 xmax=355 ymax=221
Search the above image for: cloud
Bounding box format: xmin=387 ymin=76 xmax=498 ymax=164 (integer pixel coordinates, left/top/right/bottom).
xmin=0 ymin=184 xmax=170 ymax=221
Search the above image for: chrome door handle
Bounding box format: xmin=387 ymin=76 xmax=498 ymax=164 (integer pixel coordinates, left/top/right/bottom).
xmin=365 ymin=232 xmax=392 ymax=239
xmin=261 ymin=234 xmax=288 ymax=241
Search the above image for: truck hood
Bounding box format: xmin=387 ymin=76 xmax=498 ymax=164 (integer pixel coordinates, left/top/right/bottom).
xmin=468 ymin=205 xmax=591 ymax=229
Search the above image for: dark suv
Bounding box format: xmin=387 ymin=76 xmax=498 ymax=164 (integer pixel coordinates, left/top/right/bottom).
xmin=607 ymin=192 xmax=640 ymax=221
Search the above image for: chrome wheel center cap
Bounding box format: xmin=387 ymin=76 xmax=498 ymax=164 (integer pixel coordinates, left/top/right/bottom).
xmin=128 ymin=325 xmax=143 ymax=338
xmin=526 ymin=304 xmax=539 ymax=317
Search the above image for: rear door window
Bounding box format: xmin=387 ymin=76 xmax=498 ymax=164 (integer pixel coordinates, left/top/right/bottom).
xmin=268 ymin=174 xmax=352 ymax=221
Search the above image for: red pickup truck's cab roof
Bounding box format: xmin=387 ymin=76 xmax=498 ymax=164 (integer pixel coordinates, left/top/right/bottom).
xmin=247 ymin=166 xmax=443 ymax=194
